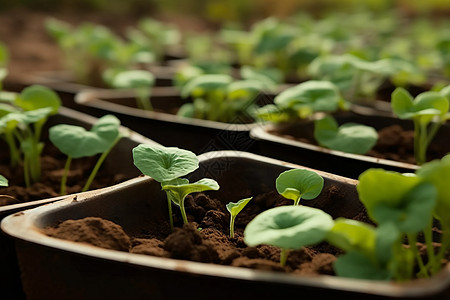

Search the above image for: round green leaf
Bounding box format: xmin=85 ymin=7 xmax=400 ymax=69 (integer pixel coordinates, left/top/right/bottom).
xmin=111 ymin=70 xmax=155 ymax=89
xmin=132 ymin=144 xmax=198 ymax=182
xmin=16 ymin=85 xmax=61 ymax=114
xmin=49 ymin=114 xmax=120 ymax=158
xmin=314 ymin=116 xmax=378 ymax=155
xmin=326 ymin=218 xmax=376 ymax=255
xmin=244 ymin=205 xmax=333 ymax=249
xmin=180 ymin=74 xmax=232 ymax=98
xmin=276 ymin=169 xmax=324 ymax=202
xmin=274 ymin=80 xmax=341 ymax=113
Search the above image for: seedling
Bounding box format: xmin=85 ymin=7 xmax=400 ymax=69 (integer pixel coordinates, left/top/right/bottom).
xmin=0 ymin=41 xmax=9 ymax=90
xmin=391 ymin=87 xmax=449 ymax=165
xmin=356 ymin=169 xmax=437 ymax=280
xmin=276 ymin=169 xmax=324 ymax=206
xmin=162 ymin=178 xmax=219 ymax=224
xmin=0 ymin=175 xmax=8 ymax=187
xmin=226 ymin=197 xmax=252 ymax=238
xmin=49 ymin=114 xmax=126 ymax=195
xmin=179 ymin=74 xmax=266 ymax=123
xmin=132 ymin=144 xmax=219 ymax=230
xmin=257 ymin=80 xmax=349 ymax=123
xmin=244 ymin=205 xmax=334 ymax=266
xmin=313 ymin=115 xmax=378 ymax=155
xmin=0 ymin=85 xmax=61 ymax=187
xmin=105 ymin=69 xmax=155 ymax=111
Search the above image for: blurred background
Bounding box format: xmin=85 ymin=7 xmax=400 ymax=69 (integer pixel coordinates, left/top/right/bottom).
xmin=1 ymin=0 xmax=450 ymax=85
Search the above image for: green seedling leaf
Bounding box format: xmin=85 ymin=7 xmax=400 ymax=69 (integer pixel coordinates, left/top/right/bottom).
xmin=314 ymin=115 xmax=378 ymax=155
xmin=392 ymin=87 xmax=448 ymax=121
xmin=49 ymin=114 xmax=121 ymax=158
xmin=0 ymin=91 xmax=18 ymax=103
xmin=110 ymin=70 xmax=155 ymax=89
xmin=227 ymin=80 xmax=264 ymax=101
xmin=244 ymin=205 xmax=333 ymax=250
xmin=133 ymin=144 xmax=198 ymax=183
xmin=357 ymin=169 xmax=436 ymax=233
xmin=15 ymin=85 xmax=61 ymax=114
xmin=274 ymin=80 xmax=341 ymax=118
xmin=326 ymin=218 xmax=376 ymax=256
xmin=227 ymin=197 xmax=253 ymax=238
xmin=416 ymin=154 xmax=450 ymax=226
xmin=333 ymin=251 xmax=392 ymax=280
xmin=276 ymin=169 xmax=324 ymax=205
xmin=180 ymin=74 xmax=232 ymax=98
xmin=0 ymin=174 xmax=8 ymax=187
xmin=162 ymin=178 xmax=220 ymax=224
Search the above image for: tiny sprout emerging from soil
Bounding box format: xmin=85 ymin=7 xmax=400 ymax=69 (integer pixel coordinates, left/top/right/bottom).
xmin=391 ymin=87 xmax=449 ymax=165
xmin=226 ymin=197 xmax=253 ymax=238
xmin=49 ymin=114 xmax=127 ymax=195
xmin=276 ymin=169 xmax=324 ymax=206
xmin=132 ymin=144 xmax=219 ymax=231
xmin=105 ymin=69 xmax=155 ymax=111
xmin=244 ymin=205 xmax=334 ymax=266
xmin=313 ymin=115 xmax=378 ymax=155
xmin=0 ymin=174 xmax=8 ymax=187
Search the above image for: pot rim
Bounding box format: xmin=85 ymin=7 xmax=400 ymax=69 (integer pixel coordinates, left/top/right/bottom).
xmin=2 ymin=150 xmax=449 ymax=298
xmin=250 ymin=123 xmax=420 ymax=172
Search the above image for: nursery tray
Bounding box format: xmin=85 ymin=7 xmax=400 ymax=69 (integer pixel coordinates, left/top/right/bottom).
xmin=0 ymin=106 xmax=161 ymax=299
xmin=250 ymin=113 xmax=450 ymax=179
xmin=2 ymin=151 xmax=450 ymax=299
xmin=75 ymin=88 xmax=273 ymax=155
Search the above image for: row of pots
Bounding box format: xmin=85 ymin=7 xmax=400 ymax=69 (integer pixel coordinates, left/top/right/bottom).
xmin=1 ymin=73 xmax=450 ymax=299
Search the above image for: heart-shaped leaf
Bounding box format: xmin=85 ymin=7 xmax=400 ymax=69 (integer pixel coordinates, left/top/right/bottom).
xmin=226 ymin=197 xmax=253 ymax=218
xmin=314 ymin=116 xmax=378 ymax=155
xmin=49 ymin=114 xmax=121 ymax=158
xmin=276 ymin=168 xmax=324 ymax=205
xmin=162 ymin=178 xmax=220 ymax=206
xmin=111 ymin=69 xmax=155 ymax=89
xmin=133 ymin=144 xmax=198 ymax=183
xmin=15 ymin=85 xmax=61 ymax=114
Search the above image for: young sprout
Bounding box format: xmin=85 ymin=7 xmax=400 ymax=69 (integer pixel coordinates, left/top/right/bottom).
xmin=0 ymin=41 xmax=9 ymax=90
xmin=105 ymin=69 xmax=155 ymax=111
xmin=276 ymin=169 xmax=324 ymax=206
xmin=226 ymin=197 xmax=253 ymax=238
xmin=132 ymin=144 xmax=219 ymax=230
xmin=357 ymin=168 xmax=437 ymax=280
xmin=244 ymin=205 xmax=334 ymax=266
xmin=313 ymin=115 xmax=378 ymax=155
xmin=0 ymin=175 xmax=8 ymax=187
xmin=391 ymin=87 xmax=449 ymax=165
xmin=162 ymin=178 xmax=219 ymax=224
xmin=256 ymin=80 xmax=349 ymax=123
xmin=49 ymin=114 xmax=126 ymax=195
xmin=0 ymin=85 xmax=61 ymax=186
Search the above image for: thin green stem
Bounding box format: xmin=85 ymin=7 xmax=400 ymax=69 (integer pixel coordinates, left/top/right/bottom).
xmin=407 ymin=233 xmax=429 ymax=279
xmin=137 ymin=88 xmax=152 ymax=111
xmin=179 ymin=197 xmax=189 ymax=224
xmin=60 ymin=156 xmax=72 ymax=195
xmin=431 ymin=228 xmax=450 ymax=275
xmin=5 ymin=132 xmax=20 ymax=167
xmin=23 ymin=155 xmax=30 ymax=188
xmin=426 ymin=120 xmax=442 ymax=149
xmin=167 ymin=196 xmax=174 ymax=231
xmin=424 ymin=221 xmax=436 ymax=270
xmin=280 ymin=248 xmax=289 ymax=267
xmin=294 ymin=196 xmax=302 ymax=206
xmin=230 ymin=215 xmax=236 ymax=238
xmin=81 ymin=136 xmax=121 ymax=192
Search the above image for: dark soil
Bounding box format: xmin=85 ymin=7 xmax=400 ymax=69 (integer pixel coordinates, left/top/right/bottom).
xmin=0 ymin=141 xmax=131 ymax=206
xmin=43 ymin=189 xmax=442 ymax=278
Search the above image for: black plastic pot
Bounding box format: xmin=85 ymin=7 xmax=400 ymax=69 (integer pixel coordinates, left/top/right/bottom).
xmin=0 ymin=106 xmax=160 ymax=299
xmin=250 ymin=113 xmax=450 ymax=179
xmin=2 ymin=151 xmax=450 ymax=299
xmin=75 ymin=88 xmax=274 ymax=154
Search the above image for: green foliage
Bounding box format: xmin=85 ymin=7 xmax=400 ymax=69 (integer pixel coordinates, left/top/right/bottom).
xmin=244 ymin=205 xmax=334 ymax=266
xmin=391 ymin=87 xmax=449 ymax=165
xmin=257 ymin=80 xmax=348 ymax=122
xmin=0 ymin=174 xmax=8 ymax=187
xmin=133 ymin=144 xmax=218 ymax=229
xmin=49 ymin=114 xmax=125 ymax=195
xmin=226 ymin=197 xmax=252 ymax=238
xmin=313 ymin=115 xmax=378 ymax=155
xmin=0 ymin=85 xmax=61 ymax=187
xmin=275 ymin=169 xmax=324 ymax=205
xmin=0 ymin=41 xmax=9 ymax=90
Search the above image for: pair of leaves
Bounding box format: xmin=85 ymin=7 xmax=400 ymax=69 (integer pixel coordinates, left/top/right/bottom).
xmin=49 ymin=114 xmax=122 ymax=159
xmin=314 ymin=116 xmax=378 ymax=155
